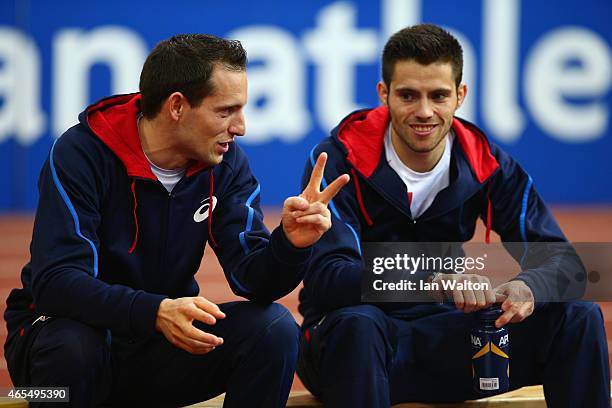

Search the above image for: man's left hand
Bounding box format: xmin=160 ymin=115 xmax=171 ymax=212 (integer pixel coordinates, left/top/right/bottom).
xmin=282 ymin=152 xmax=350 ymax=248
xmin=494 ymin=280 xmax=535 ymax=328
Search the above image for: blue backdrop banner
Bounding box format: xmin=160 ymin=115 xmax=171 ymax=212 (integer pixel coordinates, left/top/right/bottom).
xmin=1 ymin=0 xmax=611 ymax=209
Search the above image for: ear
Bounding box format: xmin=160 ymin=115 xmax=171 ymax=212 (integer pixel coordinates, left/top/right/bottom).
xmin=456 ymin=83 xmax=468 ymax=108
xmin=376 ymin=81 xmax=389 ymax=107
xmin=167 ymin=92 xmax=187 ymax=121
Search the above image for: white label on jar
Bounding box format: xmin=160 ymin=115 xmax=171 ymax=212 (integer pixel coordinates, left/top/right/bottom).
xmin=479 ymin=377 xmax=500 ymax=390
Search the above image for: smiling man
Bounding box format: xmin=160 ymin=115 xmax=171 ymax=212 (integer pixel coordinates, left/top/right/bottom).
xmin=4 ymin=34 xmax=348 ymax=407
xmin=296 ymin=24 xmax=609 ymax=407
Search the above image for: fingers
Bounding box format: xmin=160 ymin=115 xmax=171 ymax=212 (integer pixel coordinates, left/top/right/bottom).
xmin=445 ymin=275 xmax=494 ymax=313
xmin=472 ymin=289 xmax=487 ymax=312
xmin=294 ymin=201 xmax=331 ymax=230
xmin=495 ymin=292 xmax=507 ymax=303
xmin=188 ymin=307 xmax=218 ymax=325
xmin=290 ymin=203 xmax=332 ymax=232
xmin=284 ymin=196 xmax=310 ymax=212
xmin=319 ymin=174 xmax=350 ymax=205
xmin=173 ymin=333 xmax=219 ymax=355
xmin=495 ymin=280 xmax=534 ymax=327
xmin=299 ymin=151 xmax=350 ymax=206
xmin=186 ymin=297 xmax=225 ymax=325
xmin=295 ymin=214 xmax=331 ymax=230
xmin=451 ymin=286 xmax=465 ymax=310
xmin=494 ymin=284 xmax=520 ymax=328
xmin=496 ymin=299 xmax=533 ymax=328
xmin=186 ymin=325 xmax=224 ymax=347
xmin=482 ymin=277 xmax=497 ymax=305
xmin=462 ymin=289 xmax=477 ymax=313
xmin=156 ymin=297 xmax=226 ymax=355
xmin=162 ymin=317 xmax=223 ymax=355
xmin=513 ymin=302 xmax=534 ymax=323
xmin=194 ymin=297 xmax=226 ymax=320
xmin=291 ymin=202 xmax=329 ymax=218
xmin=304 ymin=152 xmax=328 ymax=194
xmin=496 ymin=300 xmax=519 ymax=328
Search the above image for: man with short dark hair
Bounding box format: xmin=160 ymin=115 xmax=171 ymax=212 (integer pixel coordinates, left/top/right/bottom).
xmin=4 ymin=34 xmax=349 ymax=407
xmin=296 ymin=24 xmax=609 ymax=407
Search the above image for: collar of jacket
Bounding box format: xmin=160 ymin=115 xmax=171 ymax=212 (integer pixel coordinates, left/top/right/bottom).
xmin=80 ymin=92 xmax=210 ymax=180
xmin=331 ymin=106 xmax=501 ymax=220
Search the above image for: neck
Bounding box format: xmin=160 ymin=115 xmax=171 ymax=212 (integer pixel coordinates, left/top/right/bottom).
xmin=390 ymin=129 xmax=447 ymax=173
xmin=138 ymin=115 xmax=189 ymax=170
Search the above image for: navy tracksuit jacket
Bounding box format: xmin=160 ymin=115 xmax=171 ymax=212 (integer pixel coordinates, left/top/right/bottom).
xmin=5 ymin=93 xmax=310 ymax=340
xmin=296 ymin=107 xmax=610 ymax=407
xmin=4 ymin=93 xmax=311 ymax=406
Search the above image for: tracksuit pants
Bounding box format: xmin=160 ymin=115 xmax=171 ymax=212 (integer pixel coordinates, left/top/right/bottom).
xmin=5 ymin=301 xmax=299 ymax=407
xmin=297 ymin=301 xmax=610 ymax=408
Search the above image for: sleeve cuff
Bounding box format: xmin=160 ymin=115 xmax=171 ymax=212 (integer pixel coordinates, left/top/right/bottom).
xmin=129 ymin=291 xmax=167 ymax=338
xmin=270 ymin=225 xmax=313 ymax=265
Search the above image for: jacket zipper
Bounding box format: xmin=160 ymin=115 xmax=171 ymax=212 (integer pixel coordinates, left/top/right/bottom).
xmin=156 ymin=186 xmax=172 ymax=291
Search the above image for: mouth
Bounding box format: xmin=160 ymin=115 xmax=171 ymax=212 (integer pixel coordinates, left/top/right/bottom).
xmin=217 ymin=139 xmax=234 ymax=154
xmin=409 ymin=124 xmax=438 ymax=137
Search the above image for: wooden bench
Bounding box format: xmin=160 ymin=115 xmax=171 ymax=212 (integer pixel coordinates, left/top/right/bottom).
xmin=189 ymin=385 xmax=550 ymax=407
xmin=0 ymin=398 xmax=27 ymax=408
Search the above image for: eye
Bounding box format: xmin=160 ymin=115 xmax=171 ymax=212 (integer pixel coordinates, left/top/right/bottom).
xmin=432 ymin=92 xmax=450 ymax=102
xmin=217 ymin=109 xmax=231 ymax=118
xmin=433 ymin=93 xmax=444 ymax=101
xmin=398 ymin=92 xmax=416 ymax=102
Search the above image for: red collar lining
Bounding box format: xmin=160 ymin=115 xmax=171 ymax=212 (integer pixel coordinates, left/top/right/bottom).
xmin=337 ymin=107 xmax=499 ymax=183
xmin=86 ymin=93 xmax=210 ymax=180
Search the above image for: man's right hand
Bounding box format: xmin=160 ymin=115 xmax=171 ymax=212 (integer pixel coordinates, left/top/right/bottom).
xmin=155 ymin=296 xmax=226 ymax=354
xmin=432 ymin=273 xmax=502 ymax=313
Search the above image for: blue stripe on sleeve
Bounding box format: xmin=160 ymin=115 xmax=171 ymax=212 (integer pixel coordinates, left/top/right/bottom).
xmin=519 ymin=175 xmax=534 ymax=267
xmin=49 ymin=139 xmax=99 ymax=278
xmin=235 ymin=184 xmax=262 ymax=294
xmin=238 ymin=184 xmax=261 ymax=256
xmin=309 ymin=146 xmax=362 ymax=255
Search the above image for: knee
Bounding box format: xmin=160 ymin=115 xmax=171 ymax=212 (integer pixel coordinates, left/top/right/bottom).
xmin=539 ymin=302 xmax=607 ymax=344
xmin=563 ymin=301 xmax=605 ymax=332
xmin=330 ymin=305 xmax=388 ymax=336
xmin=312 ymin=306 xmax=393 ymax=376
xmin=30 ymin=319 xmax=108 ymax=380
xmin=325 ymin=305 xmax=391 ymax=351
xmin=255 ymin=304 xmax=299 ymax=356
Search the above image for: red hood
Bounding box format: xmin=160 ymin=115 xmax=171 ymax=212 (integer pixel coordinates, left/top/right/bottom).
xmin=85 ymin=93 xmax=209 ymax=179
xmin=336 ymin=106 xmax=499 ymax=183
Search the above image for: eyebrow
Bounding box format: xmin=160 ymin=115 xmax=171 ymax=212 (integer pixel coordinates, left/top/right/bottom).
xmin=394 ymin=86 xmax=453 ymax=94
xmin=213 ymin=103 xmax=243 ymax=112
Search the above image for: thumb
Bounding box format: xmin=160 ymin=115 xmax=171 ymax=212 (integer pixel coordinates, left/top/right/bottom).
xmin=493 ymin=282 xmax=510 ymax=305
xmin=495 ymin=292 xmax=507 ymax=304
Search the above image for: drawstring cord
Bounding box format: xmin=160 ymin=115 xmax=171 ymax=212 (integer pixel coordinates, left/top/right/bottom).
xmin=128 ymin=171 xmax=218 ymax=253
xmin=208 ymin=169 xmax=218 ymax=248
xmin=128 ymin=179 xmax=139 ymax=253
xmin=350 ymin=169 xmax=374 ymax=226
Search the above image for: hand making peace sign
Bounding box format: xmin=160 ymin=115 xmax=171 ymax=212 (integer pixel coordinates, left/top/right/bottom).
xmin=282 ymin=152 xmax=350 ymax=248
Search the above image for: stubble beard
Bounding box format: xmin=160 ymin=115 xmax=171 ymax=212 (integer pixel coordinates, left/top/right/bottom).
xmin=393 ymin=122 xmax=447 ymax=155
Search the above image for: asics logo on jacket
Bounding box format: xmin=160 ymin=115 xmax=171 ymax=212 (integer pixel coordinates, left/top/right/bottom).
xmin=193 ymin=197 xmax=218 ymax=223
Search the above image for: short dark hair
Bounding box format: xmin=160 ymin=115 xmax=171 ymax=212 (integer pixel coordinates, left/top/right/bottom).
xmin=382 ymin=24 xmax=463 ymax=88
xmin=139 ymin=34 xmax=247 ymax=118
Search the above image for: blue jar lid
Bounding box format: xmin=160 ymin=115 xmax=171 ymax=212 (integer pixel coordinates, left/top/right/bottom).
xmin=475 ymin=306 xmax=503 ymax=320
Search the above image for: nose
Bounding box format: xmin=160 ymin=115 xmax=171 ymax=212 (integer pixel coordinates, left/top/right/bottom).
xmin=229 ymin=110 xmax=246 ymax=137
xmin=415 ymin=98 xmax=434 ymax=120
